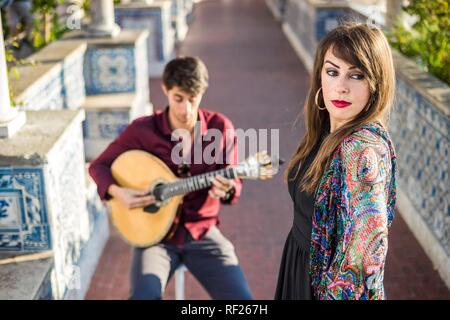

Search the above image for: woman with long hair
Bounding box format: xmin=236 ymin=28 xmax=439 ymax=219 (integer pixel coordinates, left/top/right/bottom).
xmin=275 ymin=21 xmax=397 ymax=300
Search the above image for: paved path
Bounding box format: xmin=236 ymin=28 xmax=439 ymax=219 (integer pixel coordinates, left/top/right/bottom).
xmin=86 ymin=0 xmax=450 ymax=300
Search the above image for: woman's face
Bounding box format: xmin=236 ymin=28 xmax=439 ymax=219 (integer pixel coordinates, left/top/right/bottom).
xmin=320 ymin=47 xmax=371 ymax=132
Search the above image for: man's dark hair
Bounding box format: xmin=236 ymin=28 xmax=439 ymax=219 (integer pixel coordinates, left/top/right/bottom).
xmin=162 ymin=56 xmax=209 ymax=96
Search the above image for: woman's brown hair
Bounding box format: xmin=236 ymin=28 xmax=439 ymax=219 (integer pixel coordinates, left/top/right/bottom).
xmin=286 ymin=21 xmax=396 ymax=194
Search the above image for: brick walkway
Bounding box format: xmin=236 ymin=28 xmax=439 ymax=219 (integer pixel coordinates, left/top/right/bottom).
xmin=86 ymin=0 xmax=450 ymax=300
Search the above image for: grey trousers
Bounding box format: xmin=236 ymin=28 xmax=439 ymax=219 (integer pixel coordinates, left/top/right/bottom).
xmin=129 ymin=225 xmax=253 ymax=300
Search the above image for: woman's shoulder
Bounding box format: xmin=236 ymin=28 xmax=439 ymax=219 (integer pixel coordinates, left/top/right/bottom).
xmin=341 ymin=122 xmax=391 ymax=156
xmin=339 ymin=122 xmax=394 ymax=183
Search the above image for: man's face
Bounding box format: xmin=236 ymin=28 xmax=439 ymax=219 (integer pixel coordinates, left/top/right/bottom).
xmin=163 ymin=85 xmax=204 ymax=131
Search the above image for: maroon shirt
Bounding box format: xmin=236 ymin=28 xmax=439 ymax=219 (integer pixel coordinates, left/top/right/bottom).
xmin=88 ymin=107 xmax=242 ymax=246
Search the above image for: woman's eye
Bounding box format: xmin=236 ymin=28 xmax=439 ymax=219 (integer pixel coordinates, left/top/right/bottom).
xmin=351 ymin=73 xmax=365 ymax=80
xmin=326 ymin=69 xmax=338 ymax=77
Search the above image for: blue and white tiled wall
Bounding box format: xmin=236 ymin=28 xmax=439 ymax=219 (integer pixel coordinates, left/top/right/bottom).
xmin=61 ymin=52 xmax=86 ymax=109
xmin=115 ymin=3 xmax=175 ymax=77
xmin=16 ymin=46 xmax=86 ymax=111
xmin=390 ymin=78 xmax=450 ymax=255
xmin=16 ymin=64 xmax=65 ymax=111
xmin=45 ymin=118 xmax=91 ymax=298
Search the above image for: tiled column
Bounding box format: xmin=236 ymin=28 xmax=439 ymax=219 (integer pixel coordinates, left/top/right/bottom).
xmin=63 ymin=29 xmax=152 ymax=161
xmin=0 ymin=110 xmax=107 ymax=299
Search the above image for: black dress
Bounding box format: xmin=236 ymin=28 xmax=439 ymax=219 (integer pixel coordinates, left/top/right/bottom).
xmin=274 ymin=138 xmax=324 ymax=300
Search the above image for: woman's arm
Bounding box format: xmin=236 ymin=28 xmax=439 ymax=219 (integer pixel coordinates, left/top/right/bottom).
xmin=324 ymin=134 xmax=392 ymax=300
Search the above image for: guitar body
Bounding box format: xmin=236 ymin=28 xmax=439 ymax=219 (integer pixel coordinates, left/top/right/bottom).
xmin=109 ymin=150 xmax=183 ymax=247
xmin=107 ymin=149 xmax=276 ymax=247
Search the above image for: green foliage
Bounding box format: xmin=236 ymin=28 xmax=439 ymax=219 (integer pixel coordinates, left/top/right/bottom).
xmin=6 ymin=46 xmax=20 ymax=106
xmin=387 ymin=0 xmax=450 ymax=84
xmin=31 ymin=0 xmax=67 ymax=49
xmin=2 ymin=0 xmax=76 ymax=104
xmin=82 ymin=0 xmax=91 ymax=15
xmin=1 ymin=7 xmax=7 ymax=37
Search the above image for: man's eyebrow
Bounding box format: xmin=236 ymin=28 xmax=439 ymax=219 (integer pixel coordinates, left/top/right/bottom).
xmin=325 ymin=60 xmax=359 ymax=70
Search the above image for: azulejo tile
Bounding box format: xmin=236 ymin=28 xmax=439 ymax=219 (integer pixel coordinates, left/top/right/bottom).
xmin=84 ymin=48 xmax=135 ymax=94
xmin=85 ymin=111 xmax=130 ymax=140
xmin=0 ymin=168 xmax=51 ymax=251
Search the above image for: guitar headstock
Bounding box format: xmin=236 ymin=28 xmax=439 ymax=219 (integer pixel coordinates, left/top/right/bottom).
xmin=234 ymin=151 xmax=282 ymax=180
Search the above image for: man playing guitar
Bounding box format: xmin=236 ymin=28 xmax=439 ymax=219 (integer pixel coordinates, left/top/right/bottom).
xmin=89 ymin=56 xmax=253 ymax=300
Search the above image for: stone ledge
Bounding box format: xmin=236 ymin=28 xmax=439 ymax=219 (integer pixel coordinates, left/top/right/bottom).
xmin=307 ymin=0 xmax=351 ymax=9
xmin=62 ymin=29 xmax=149 ymax=47
xmin=8 ymin=62 xmax=62 ymax=103
xmin=25 ymin=41 xmax=87 ymax=64
xmin=393 ymin=50 xmax=450 ymax=117
xmin=82 ymin=92 xmax=139 ymax=112
xmin=0 ymin=255 xmax=53 ymax=300
xmin=116 ymin=0 xmax=172 ymax=10
xmin=0 ymin=109 xmax=85 ymax=166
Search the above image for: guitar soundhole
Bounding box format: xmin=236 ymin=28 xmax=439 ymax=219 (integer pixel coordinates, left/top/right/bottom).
xmin=143 ymin=183 xmax=165 ymax=214
xmin=143 ymin=203 xmax=160 ymax=214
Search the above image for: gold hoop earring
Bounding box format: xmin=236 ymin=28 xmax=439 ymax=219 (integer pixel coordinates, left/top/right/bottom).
xmin=315 ymin=87 xmax=326 ymax=110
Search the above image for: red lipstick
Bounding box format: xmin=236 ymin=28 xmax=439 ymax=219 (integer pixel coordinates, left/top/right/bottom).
xmin=331 ymin=100 xmax=351 ymax=108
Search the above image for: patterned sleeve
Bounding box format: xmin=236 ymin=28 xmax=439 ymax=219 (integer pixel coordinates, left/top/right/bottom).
xmin=325 ymin=134 xmax=391 ymax=299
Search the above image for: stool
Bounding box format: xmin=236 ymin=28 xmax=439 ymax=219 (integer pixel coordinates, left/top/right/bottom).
xmin=174 ymin=264 xmax=187 ymax=300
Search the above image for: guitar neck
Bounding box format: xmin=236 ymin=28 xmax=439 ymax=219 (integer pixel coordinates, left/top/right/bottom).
xmin=160 ymin=167 xmax=237 ymax=199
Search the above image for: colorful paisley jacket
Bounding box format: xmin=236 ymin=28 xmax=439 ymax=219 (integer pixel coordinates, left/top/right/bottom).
xmin=310 ymin=121 xmax=397 ymax=300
